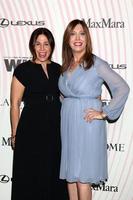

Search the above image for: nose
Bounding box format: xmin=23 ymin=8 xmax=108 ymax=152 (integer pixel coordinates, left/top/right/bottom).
xmin=40 ymin=44 xmax=45 ymax=51
xmin=76 ymin=33 xmax=80 ymax=40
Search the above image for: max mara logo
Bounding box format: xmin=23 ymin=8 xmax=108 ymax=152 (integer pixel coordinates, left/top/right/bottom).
xmin=92 ymin=184 xmax=118 ymax=192
xmin=84 ymin=18 xmax=125 ymax=28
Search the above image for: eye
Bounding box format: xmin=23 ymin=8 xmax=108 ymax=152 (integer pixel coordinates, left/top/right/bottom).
xmin=70 ymin=32 xmax=76 ymax=36
xmin=44 ymin=43 xmax=49 ymax=46
xmin=35 ymin=42 xmax=40 ymax=46
xmin=80 ymin=32 xmax=85 ymax=36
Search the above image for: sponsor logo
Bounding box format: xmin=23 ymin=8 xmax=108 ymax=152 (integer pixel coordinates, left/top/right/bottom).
xmin=0 ymin=175 xmax=10 ymax=183
xmin=109 ymin=64 xmax=127 ymax=69
xmin=0 ymin=18 xmax=9 ymax=28
xmin=4 ymin=57 xmax=30 ymax=72
xmin=83 ymin=18 xmax=125 ymax=28
xmin=0 ymin=98 xmax=9 ymax=106
xmin=2 ymin=137 xmax=11 ymax=146
xmin=92 ymin=184 xmax=118 ymax=192
xmin=107 ymin=143 xmax=125 ymax=152
xmin=0 ymin=18 xmax=45 ymax=28
xmin=0 ymin=98 xmax=24 ymax=108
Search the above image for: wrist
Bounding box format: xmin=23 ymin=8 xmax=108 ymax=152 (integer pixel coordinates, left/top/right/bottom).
xmin=11 ymin=133 xmax=16 ymax=138
xmin=101 ymin=112 xmax=107 ymax=120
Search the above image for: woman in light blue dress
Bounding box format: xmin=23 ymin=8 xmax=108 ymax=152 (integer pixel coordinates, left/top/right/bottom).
xmin=58 ymin=19 xmax=130 ymax=200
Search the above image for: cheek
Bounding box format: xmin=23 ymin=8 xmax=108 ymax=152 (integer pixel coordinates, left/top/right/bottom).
xmin=83 ymin=42 xmax=87 ymax=47
xmin=69 ymin=39 xmax=74 ymax=48
xmin=34 ymin=47 xmax=38 ymax=54
xmin=47 ymin=48 xmax=52 ymax=55
xmin=69 ymin=35 xmax=75 ymax=42
xmin=82 ymin=37 xmax=87 ymax=44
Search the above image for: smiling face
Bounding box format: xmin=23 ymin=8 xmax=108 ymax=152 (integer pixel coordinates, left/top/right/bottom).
xmin=69 ymin=24 xmax=87 ymax=55
xmin=34 ymin=34 xmax=51 ymax=64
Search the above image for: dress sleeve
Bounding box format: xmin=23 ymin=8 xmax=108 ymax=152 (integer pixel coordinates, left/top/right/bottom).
xmin=13 ymin=63 xmax=28 ymax=87
xmin=96 ymin=61 xmax=130 ymax=120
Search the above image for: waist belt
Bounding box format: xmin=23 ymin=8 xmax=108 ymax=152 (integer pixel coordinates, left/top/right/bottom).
xmin=24 ymin=94 xmax=60 ymax=105
xmin=64 ymin=96 xmax=98 ymax=99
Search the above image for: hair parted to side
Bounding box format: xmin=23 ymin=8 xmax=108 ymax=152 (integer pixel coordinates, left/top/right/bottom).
xmin=29 ymin=28 xmax=55 ymax=61
xmin=62 ymin=19 xmax=94 ymax=73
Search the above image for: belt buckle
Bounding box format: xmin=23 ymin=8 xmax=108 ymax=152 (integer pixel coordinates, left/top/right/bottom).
xmin=46 ymin=95 xmax=54 ymax=102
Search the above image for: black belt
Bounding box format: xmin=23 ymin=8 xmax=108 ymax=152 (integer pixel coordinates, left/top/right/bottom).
xmin=24 ymin=94 xmax=60 ymax=105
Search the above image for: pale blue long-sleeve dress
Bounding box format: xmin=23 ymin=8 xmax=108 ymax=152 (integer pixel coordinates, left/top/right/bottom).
xmin=58 ymin=55 xmax=129 ymax=184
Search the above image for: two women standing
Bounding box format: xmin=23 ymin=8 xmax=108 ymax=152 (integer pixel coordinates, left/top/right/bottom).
xmin=10 ymin=19 xmax=129 ymax=200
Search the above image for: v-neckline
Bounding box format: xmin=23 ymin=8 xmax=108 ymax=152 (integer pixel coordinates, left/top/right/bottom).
xmin=66 ymin=65 xmax=80 ymax=79
xmin=31 ymin=61 xmax=50 ymax=80
xmin=40 ymin=63 xmax=50 ymax=80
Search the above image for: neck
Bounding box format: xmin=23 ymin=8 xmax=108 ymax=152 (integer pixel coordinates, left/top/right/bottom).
xmin=34 ymin=59 xmax=51 ymax=65
xmin=72 ymin=52 xmax=84 ymax=64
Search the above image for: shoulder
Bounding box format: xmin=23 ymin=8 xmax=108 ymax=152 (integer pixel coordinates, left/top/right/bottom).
xmin=13 ymin=60 xmax=32 ymax=86
xmin=93 ymin=54 xmax=108 ymax=67
xmin=93 ymin=54 xmax=110 ymax=74
xmin=92 ymin=55 xmax=112 ymax=78
xmin=50 ymin=61 xmax=61 ymax=68
xmin=14 ymin=60 xmax=32 ymax=72
xmin=50 ymin=61 xmax=61 ymax=74
xmin=13 ymin=60 xmax=32 ymax=78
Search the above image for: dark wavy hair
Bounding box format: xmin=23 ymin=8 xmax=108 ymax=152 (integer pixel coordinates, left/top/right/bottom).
xmin=62 ymin=19 xmax=94 ymax=73
xmin=29 ymin=28 xmax=55 ymax=61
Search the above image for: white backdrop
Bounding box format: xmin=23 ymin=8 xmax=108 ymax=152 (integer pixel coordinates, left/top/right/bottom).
xmin=0 ymin=0 xmax=133 ymax=199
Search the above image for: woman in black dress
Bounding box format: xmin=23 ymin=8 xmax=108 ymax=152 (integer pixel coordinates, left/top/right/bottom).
xmin=10 ymin=28 xmax=67 ymax=200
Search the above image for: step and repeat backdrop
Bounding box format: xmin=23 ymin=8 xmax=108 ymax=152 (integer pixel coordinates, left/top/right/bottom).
xmin=0 ymin=0 xmax=133 ymax=199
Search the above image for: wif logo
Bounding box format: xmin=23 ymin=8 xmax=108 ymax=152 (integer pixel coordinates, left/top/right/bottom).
xmin=4 ymin=58 xmax=29 ymax=72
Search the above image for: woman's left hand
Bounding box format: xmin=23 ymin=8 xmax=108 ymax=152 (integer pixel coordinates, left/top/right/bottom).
xmin=84 ymin=108 xmax=104 ymax=122
xmin=11 ymin=135 xmax=16 ymax=150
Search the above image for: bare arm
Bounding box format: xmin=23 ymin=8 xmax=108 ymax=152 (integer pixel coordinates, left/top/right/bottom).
xmin=10 ymin=76 xmax=25 ymax=148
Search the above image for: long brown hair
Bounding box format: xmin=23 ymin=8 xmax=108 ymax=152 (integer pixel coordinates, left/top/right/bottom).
xmin=62 ymin=19 xmax=94 ymax=73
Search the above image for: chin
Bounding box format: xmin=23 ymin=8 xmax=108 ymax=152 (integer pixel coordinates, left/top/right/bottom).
xmin=38 ymin=58 xmax=48 ymax=63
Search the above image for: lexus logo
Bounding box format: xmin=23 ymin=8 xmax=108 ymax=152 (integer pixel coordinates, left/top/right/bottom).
xmin=0 ymin=18 xmax=9 ymax=28
xmin=0 ymin=18 xmax=45 ymax=28
xmin=0 ymin=175 xmax=10 ymax=183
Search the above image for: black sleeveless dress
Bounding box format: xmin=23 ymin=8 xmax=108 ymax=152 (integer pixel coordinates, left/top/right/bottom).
xmin=11 ymin=60 xmax=68 ymax=200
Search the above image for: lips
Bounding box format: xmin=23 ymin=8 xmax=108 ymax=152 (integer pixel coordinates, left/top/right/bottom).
xmin=39 ymin=52 xmax=47 ymax=58
xmin=74 ymin=42 xmax=82 ymax=46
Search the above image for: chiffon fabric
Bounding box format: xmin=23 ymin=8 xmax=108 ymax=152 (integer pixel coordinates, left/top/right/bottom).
xmin=58 ymin=55 xmax=129 ymax=184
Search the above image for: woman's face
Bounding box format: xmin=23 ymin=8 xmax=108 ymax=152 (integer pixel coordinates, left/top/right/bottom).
xmin=69 ymin=24 xmax=87 ymax=54
xmin=34 ymin=34 xmax=51 ymax=64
